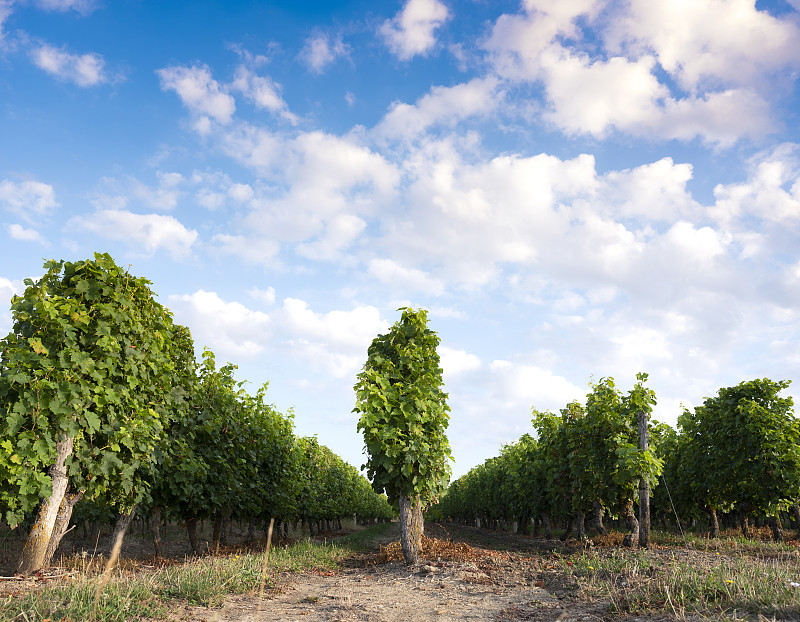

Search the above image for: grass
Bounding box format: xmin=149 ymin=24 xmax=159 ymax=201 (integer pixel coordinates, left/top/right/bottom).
xmin=3 ymin=522 xmax=800 ymax=621
xmin=0 ymin=523 xmax=392 ymax=621
xmin=560 ymin=532 xmax=800 ymax=619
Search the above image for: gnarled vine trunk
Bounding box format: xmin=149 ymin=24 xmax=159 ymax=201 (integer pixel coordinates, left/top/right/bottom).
xmin=593 ymin=500 xmax=606 ymax=534
xmin=44 ymin=488 xmax=84 ymax=565
xmin=770 ymin=514 xmax=783 ymax=542
xmin=559 ymin=517 xmax=573 ymax=542
xmin=399 ymin=496 xmax=424 ymax=564
xmin=738 ymin=503 xmax=751 ymax=538
xmin=18 ymin=437 xmax=74 ymax=575
xmin=575 ymin=512 xmax=586 ymax=541
xmin=621 ymin=499 xmax=639 ymax=547
xmin=707 ymin=506 xmax=720 ymax=538
xmin=187 ymin=516 xmax=201 ymax=555
xmin=109 ymin=506 xmax=137 ymax=562
xmin=212 ymin=507 xmax=231 ymax=554
xmin=150 ymin=506 xmax=163 ymax=558
xmin=542 ymin=513 xmax=552 ymax=539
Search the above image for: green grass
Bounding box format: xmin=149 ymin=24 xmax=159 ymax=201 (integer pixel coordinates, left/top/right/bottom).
xmin=0 ymin=523 xmax=392 ymax=621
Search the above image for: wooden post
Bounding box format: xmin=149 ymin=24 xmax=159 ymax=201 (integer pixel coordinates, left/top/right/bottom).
xmin=638 ymin=409 xmax=650 ymax=548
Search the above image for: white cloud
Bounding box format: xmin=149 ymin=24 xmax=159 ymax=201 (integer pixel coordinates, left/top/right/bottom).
xmin=439 ymin=346 xmax=481 ymax=378
xmin=380 ymin=0 xmax=450 ymax=61
xmin=712 ymin=144 xmax=800 ymax=225
xmin=32 ymin=0 xmax=96 ymax=13
xmin=0 ymin=179 xmax=58 ymax=222
xmin=606 ymin=0 xmax=800 ymax=92
xmin=169 ymin=291 xmax=389 ymax=378
xmin=375 ymin=77 xmax=503 ymax=141
xmin=249 ymin=286 xmax=276 ymax=306
xmin=0 ymin=1 xmax=12 ymax=46
xmin=0 ymin=276 xmax=22 ymax=299
xmin=133 ymin=172 xmax=185 ymax=211
xmin=662 ymin=221 xmax=728 ymax=264
xmin=31 ymin=44 xmax=108 ymax=86
xmin=230 ymin=66 xmax=298 ymax=124
xmin=300 ymin=33 xmax=349 ymax=74
xmin=7 ymin=223 xmax=46 ymax=244
xmin=490 ymin=360 xmax=585 ymax=412
xmin=379 ymin=145 xmax=597 ymax=286
xmin=210 ymin=233 xmax=280 ymax=266
xmin=483 ymin=0 xmax=791 ymax=143
xmin=222 ymin=127 xmax=398 ymax=258
xmin=296 ymin=213 xmax=367 ymax=261
xmin=69 ymin=210 xmax=197 ymax=258
xmin=275 ymin=298 xmax=388 ymax=377
xmin=540 ymin=52 xmax=667 ymax=138
xmin=484 ymin=0 xmax=601 ymax=81
xmin=169 ymin=290 xmax=272 ymax=359
xmin=368 ymin=258 xmax=445 ymax=296
xmin=228 ymin=183 xmax=253 ymax=203
xmin=0 ymin=276 xmax=24 ymax=337
xmin=600 ymin=157 xmax=700 ymax=221
xmin=157 ymin=64 xmax=236 ymax=131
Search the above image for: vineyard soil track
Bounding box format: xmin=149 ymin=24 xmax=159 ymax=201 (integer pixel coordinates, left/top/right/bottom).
xmin=164 ymin=523 xmax=692 ymax=622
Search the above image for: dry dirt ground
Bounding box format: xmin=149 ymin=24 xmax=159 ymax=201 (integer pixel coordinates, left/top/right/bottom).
xmin=163 ymin=524 xmax=680 ymax=622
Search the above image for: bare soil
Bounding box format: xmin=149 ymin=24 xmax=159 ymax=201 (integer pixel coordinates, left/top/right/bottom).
xmin=2 ymin=521 xmax=778 ymax=621
xmin=162 ymin=523 xmax=682 ymax=622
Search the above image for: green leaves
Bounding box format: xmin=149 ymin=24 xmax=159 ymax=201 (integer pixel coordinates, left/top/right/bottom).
xmin=678 ymin=378 xmax=800 ymax=517
xmin=354 ymin=308 xmax=452 ymax=505
xmin=0 ymin=253 xmax=198 ymax=523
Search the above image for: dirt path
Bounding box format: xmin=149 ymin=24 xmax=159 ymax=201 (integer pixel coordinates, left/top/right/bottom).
xmin=168 ymin=524 xmax=619 ymax=622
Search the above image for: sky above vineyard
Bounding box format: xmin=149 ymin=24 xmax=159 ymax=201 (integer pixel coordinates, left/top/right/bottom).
xmin=2 ymin=0 xmax=800 ymax=479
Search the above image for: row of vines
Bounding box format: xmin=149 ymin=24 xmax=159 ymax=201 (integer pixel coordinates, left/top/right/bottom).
xmin=0 ymin=253 xmax=392 ymax=574
xmin=431 ymin=374 xmax=800 ymax=544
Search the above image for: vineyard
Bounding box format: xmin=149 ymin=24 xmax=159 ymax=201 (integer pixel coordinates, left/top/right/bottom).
xmin=0 ymin=254 xmax=393 ymax=575
xmin=3 ymin=254 xmax=800 ymax=621
xmin=431 ymin=374 xmax=800 ymax=545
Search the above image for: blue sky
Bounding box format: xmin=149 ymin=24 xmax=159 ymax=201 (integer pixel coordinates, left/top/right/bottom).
xmin=2 ymin=0 xmax=800 ymax=479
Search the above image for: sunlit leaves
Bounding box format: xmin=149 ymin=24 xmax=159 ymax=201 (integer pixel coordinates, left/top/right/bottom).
xmin=0 ymin=253 xmax=195 ymax=524
xmin=354 ymin=308 xmax=452 ymax=504
xmin=678 ymin=378 xmax=800 ymax=517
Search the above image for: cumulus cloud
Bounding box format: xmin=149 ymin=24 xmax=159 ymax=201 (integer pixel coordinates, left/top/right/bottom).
xmin=0 ymin=179 xmax=58 ymax=222
xmin=712 ymin=144 xmax=800 ymax=226
xmin=300 ymin=33 xmax=349 ymax=74
xmin=378 ymin=146 xmax=597 ymax=286
xmin=168 ymin=291 xmax=388 ymax=378
xmin=600 ymin=157 xmax=700 ymax=222
xmin=274 ymin=298 xmax=388 ymax=377
xmin=31 ymin=44 xmax=109 ymax=86
xmin=439 ymin=346 xmax=481 ymax=379
xmin=368 ymin=258 xmax=445 ymax=296
xmin=133 ymin=172 xmax=185 ymax=211
xmin=7 ymin=223 xmax=46 ymax=244
xmin=157 ymin=64 xmax=236 ymax=132
xmin=483 ymin=0 xmax=796 ymax=143
xmin=605 ymin=0 xmax=800 ymax=92
xmin=210 ymin=233 xmax=280 ymax=266
xmin=380 ymin=0 xmax=450 ymax=60
xmin=230 ymin=66 xmax=298 ymax=124
xmin=69 ymin=210 xmax=197 ymax=258
xmin=169 ymin=290 xmax=272 ymax=359
xmin=249 ymin=286 xmax=276 ymax=306
xmin=375 ymin=77 xmax=503 ymax=141
xmin=221 ymin=126 xmax=399 ymax=259
xmin=490 ymin=360 xmax=585 ymax=413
